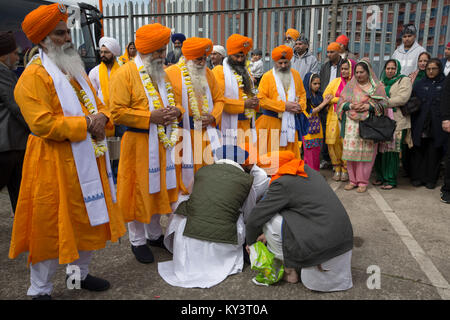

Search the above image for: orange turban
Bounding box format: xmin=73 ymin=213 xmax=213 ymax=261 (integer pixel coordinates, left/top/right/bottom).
xmin=336 ymin=35 xmax=349 ymax=46
xmin=327 ymin=42 xmax=341 ymax=52
xmin=285 ymin=28 xmax=300 ymax=40
xmin=135 ymin=23 xmax=171 ymax=55
xmin=272 ymin=45 xmax=293 ymax=61
xmin=226 ymin=34 xmax=253 ymax=56
xmin=258 ymin=151 xmax=308 ymax=182
xmin=182 ymin=37 xmax=213 ymax=60
xmin=22 ymin=3 xmax=69 ymax=44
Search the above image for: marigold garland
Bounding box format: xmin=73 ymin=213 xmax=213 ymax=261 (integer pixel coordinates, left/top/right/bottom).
xmin=177 ymin=57 xmax=209 ymax=130
xmin=138 ymin=66 xmax=179 ymax=149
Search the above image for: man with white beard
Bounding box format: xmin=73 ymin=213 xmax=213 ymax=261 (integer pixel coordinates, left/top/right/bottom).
xmin=256 ymin=45 xmax=307 ymax=159
xmin=165 ymin=33 xmax=186 ymax=66
xmin=284 ymin=28 xmax=300 ymax=49
xmin=109 ymin=23 xmax=185 ymax=264
xmin=9 ymin=3 xmax=126 ymax=299
xmin=165 ymin=37 xmax=224 ymax=184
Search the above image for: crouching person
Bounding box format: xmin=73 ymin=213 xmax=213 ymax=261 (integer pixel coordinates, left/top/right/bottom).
xmin=246 ymin=151 xmax=354 ymax=292
xmin=158 ymin=145 xmax=255 ymax=288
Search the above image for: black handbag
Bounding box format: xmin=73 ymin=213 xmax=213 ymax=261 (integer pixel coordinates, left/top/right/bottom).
xmin=400 ymin=96 xmax=421 ymax=117
xmin=359 ymin=112 xmax=397 ymax=142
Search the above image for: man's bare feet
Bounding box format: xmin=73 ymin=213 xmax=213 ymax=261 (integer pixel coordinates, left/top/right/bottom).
xmin=283 ymin=267 xmax=299 ymax=283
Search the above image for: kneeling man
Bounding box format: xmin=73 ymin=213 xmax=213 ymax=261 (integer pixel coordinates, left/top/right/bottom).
xmin=247 ymin=151 xmax=354 ymax=292
xmin=158 ymin=145 xmax=260 ymax=288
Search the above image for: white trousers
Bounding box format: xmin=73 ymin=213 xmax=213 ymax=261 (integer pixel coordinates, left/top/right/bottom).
xmin=27 ymin=251 xmax=92 ymax=296
xmin=263 ymin=214 xmax=284 ymax=261
xmin=262 ymin=214 xmax=353 ymax=292
xmin=128 ymin=214 xmax=167 ymax=246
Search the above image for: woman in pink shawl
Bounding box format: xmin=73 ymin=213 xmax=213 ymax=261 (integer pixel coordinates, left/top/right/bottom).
xmin=323 ymin=59 xmax=356 ymax=182
xmin=337 ymin=60 xmax=389 ymax=193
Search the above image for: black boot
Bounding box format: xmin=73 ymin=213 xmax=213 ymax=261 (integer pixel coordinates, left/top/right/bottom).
xmin=80 ymin=274 xmax=110 ymax=291
xmin=131 ymin=244 xmax=155 ymax=263
xmin=32 ymin=294 xmax=52 ymax=300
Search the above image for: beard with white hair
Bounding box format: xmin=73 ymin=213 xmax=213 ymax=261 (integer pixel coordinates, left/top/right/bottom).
xmin=275 ymin=64 xmax=292 ymax=92
xmin=186 ymin=59 xmax=208 ymax=98
xmin=43 ymin=37 xmax=86 ymax=79
xmin=284 ymin=39 xmax=295 ymax=49
xmin=173 ymin=47 xmax=182 ymax=61
xmin=141 ymin=53 xmax=165 ymax=85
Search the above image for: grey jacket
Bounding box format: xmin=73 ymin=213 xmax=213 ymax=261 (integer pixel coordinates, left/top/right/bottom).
xmin=291 ymin=51 xmax=320 ymax=80
xmin=319 ymin=57 xmax=343 ymax=93
xmin=246 ymin=165 xmax=354 ymax=269
xmin=392 ymin=41 xmax=427 ymax=76
xmin=0 ymin=63 xmax=29 ymax=152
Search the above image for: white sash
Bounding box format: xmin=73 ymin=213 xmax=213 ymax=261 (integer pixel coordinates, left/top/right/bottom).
xmin=272 ymin=68 xmax=297 ymax=147
xmin=39 ymin=49 xmax=113 ymax=227
xmin=134 ymin=55 xmax=176 ymax=194
xmin=221 ymin=58 xmax=257 ymax=145
xmin=179 ymin=66 xmax=222 ymax=188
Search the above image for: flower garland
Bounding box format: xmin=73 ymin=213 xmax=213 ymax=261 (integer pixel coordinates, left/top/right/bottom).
xmin=233 ymin=71 xmax=256 ymax=120
xmin=138 ymin=66 xmax=179 ymax=149
xmin=177 ymin=57 xmax=209 ymax=130
xmin=70 ymin=82 xmax=108 ymax=158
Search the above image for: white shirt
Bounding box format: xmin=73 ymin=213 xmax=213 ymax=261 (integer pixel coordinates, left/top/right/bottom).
xmin=329 ymin=64 xmax=338 ymax=83
xmin=444 ymin=60 xmax=450 ymax=77
xmin=249 ymin=59 xmax=264 ymax=78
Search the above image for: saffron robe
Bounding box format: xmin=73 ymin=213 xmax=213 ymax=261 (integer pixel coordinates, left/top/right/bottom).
xmin=108 ymin=61 xmax=185 ymax=223
xmin=9 ymin=59 xmax=126 ymax=265
xmin=256 ymin=69 xmax=307 ymax=159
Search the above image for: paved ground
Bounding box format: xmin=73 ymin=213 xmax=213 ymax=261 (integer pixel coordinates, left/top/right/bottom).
xmin=0 ymin=168 xmax=449 ymax=301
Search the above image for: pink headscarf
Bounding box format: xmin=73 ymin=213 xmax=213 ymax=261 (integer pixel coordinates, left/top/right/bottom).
xmin=334 ymin=59 xmax=356 ymax=111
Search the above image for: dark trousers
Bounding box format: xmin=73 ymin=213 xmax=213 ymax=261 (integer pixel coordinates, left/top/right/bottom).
xmin=409 ymin=138 xmax=444 ymax=185
xmin=319 ymin=109 xmax=331 ymax=162
xmin=442 ymin=137 xmax=450 ymax=194
xmin=0 ymin=150 xmax=25 ymax=212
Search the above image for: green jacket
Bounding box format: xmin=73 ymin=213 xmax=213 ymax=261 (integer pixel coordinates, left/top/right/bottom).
xmin=176 ymin=163 xmax=254 ymax=245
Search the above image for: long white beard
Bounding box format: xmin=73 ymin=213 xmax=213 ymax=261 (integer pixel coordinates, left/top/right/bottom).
xmin=173 ymin=47 xmax=182 ymax=61
xmin=44 ymin=37 xmax=85 ymax=79
xmin=275 ymin=68 xmax=291 ymax=93
xmin=186 ymin=59 xmax=208 ymax=97
xmin=142 ymin=54 xmax=165 ymax=85
xmin=284 ymin=40 xmax=295 ymax=49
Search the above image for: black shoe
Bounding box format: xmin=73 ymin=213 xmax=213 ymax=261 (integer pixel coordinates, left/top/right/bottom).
xmin=425 ymin=183 xmax=436 ymax=190
xmin=411 ymin=180 xmax=423 ymax=187
xmin=79 ymin=274 xmax=110 ymax=292
xmin=131 ymin=244 xmax=154 ymax=264
xmin=32 ymin=294 xmax=52 ymax=300
xmin=243 ymin=244 xmax=250 ymax=265
xmin=441 ymin=192 xmax=450 ymax=204
xmin=147 ymin=235 xmax=166 ymax=249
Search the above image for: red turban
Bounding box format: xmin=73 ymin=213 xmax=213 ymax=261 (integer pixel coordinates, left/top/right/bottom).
xmin=272 ymin=45 xmax=293 ymax=61
xmin=182 ymin=37 xmax=213 ymax=60
xmin=135 ymin=23 xmax=171 ymax=55
xmin=226 ymin=34 xmax=253 ymax=56
xmin=22 ymin=3 xmax=69 ymax=44
xmin=336 ymin=35 xmax=349 ymax=46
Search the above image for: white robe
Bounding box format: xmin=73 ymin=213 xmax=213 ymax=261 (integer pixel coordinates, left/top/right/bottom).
xmin=158 ymin=161 xmax=269 ymax=288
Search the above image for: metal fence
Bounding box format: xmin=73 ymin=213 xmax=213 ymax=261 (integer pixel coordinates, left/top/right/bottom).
xmin=71 ymin=0 xmax=450 ymax=76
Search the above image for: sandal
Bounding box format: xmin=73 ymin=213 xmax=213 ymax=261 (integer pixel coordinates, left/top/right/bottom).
xmin=381 ymin=185 xmax=396 ymax=190
xmin=357 ymin=186 xmax=367 ymax=193
xmin=372 ymin=180 xmax=383 ymax=186
xmin=344 ymin=184 xmax=357 ymax=191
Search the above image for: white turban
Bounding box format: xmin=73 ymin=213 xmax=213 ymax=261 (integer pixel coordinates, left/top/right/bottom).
xmin=212 ymin=45 xmax=226 ymax=57
xmin=99 ymin=36 xmax=121 ymax=57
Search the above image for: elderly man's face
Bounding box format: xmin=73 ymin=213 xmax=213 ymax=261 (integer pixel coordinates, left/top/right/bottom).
xmin=174 ymin=40 xmax=183 ymax=48
xmin=44 ymin=21 xmax=72 ymax=49
xmin=151 ymin=46 xmax=167 ymax=61
xmin=100 ymin=46 xmax=114 ymax=64
xmin=210 ymin=51 xmax=224 ymax=65
xmin=275 ymin=58 xmax=291 ymax=72
xmin=192 ymin=55 xmax=207 ymax=68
